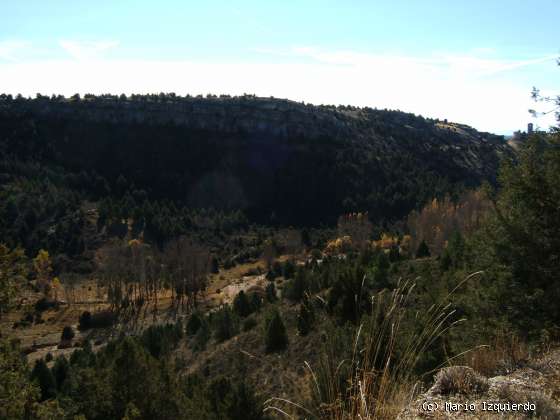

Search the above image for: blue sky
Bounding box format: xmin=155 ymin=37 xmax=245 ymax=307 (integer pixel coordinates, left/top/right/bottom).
xmin=1 ymin=0 xmax=558 ymax=133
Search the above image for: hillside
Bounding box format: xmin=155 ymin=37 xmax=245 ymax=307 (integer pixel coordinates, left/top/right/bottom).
xmin=1 ymin=94 xmax=558 ymax=420
xmin=0 ymin=94 xmax=510 ymax=229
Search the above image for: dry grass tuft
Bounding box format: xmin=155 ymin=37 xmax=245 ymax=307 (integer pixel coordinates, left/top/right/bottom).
xmin=266 ymin=272 xmax=484 ymax=419
xmin=465 ymin=332 xmax=529 ymax=376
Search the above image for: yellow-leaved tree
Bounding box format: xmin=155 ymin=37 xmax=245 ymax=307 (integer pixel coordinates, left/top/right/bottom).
xmin=33 ymin=249 xmax=53 ymax=298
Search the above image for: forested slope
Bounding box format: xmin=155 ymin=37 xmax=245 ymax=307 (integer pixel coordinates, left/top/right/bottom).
xmin=0 ymin=94 xmax=510 ymax=229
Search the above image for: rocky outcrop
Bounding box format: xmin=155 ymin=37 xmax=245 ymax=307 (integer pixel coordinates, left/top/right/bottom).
xmin=399 ymin=350 xmax=560 ymax=419
xmin=0 ymin=95 xmax=506 ymax=145
xmin=0 ymin=96 xmax=357 ymax=140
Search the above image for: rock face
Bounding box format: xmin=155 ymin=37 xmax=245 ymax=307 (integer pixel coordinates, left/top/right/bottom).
xmin=0 ymin=96 xmax=356 ymax=139
xmin=399 ymin=350 xmax=560 ymax=419
xmin=0 ymin=94 xmax=506 ymax=144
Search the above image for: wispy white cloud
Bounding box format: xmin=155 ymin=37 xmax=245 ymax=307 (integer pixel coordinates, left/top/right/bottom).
xmin=284 ymin=46 xmax=556 ymax=78
xmin=438 ymin=53 xmax=557 ymax=76
xmin=59 ymin=40 xmax=119 ymax=61
xmin=0 ymin=44 xmax=556 ymax=133
xmin=0 ymin=40 xmax=31 ymax=61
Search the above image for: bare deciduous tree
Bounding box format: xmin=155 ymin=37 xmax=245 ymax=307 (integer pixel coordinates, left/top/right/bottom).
xmin=163 ymin=236 xmax=211 ymax=313
xmin=337 ymin=212 xmax=373 ymax=249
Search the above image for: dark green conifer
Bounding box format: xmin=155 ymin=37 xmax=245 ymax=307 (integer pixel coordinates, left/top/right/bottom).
xmin=233 ymin=291 xmax=252 ymax=317
xmin=265 ymin=310 xmax=288 ymax=352
xmin=416 ymin=240 xmax=431 ymax=258
xmin=31 ymin=359 xmax=57 ymax=400
xmin=297 ymin=296 xmax=315 ymax=336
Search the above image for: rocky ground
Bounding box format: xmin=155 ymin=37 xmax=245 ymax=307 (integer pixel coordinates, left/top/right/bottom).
xmin=399 ymin=349 xmax=560 ymax=419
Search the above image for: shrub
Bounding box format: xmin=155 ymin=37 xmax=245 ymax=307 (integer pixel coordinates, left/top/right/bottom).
xmin=35 ymin=313 xmax=44 ymax=324
xmin=35 ymin=297 xmax=58 ymax=312
xmin=243 ymin=317 xmax=258 ymax=332
xmin=266 ymin=261 xmax=282 ymax=280
xmin=78 ymin=310 xmax=116 ymax=330
xmin=282 ymin=260 xmax=296 ymax=279
xmin=244 ymin=266 xmax=262 ymax=276
xmin=193 ymin=321 xmax=210 ymax=352
xmin=78 ymin=311 xmax=92 ymax=330
xmin=497 ymin=384 xmax=560 ymax=419
xmin=310 ymin=248 xmax=323 ymax=261
xmin=284 ymin=268 xmax=308 ymax=301
xmin=211 ymin=256 xmax=219 ymax=273
xmin=61 ymin=326 xmax=75 ymax=341
xmin=204 ymin=376 xmax=268 ymax=420
xmin=212 ymin=305 xmax=238 ymax=342
xmin=223 ymin=258 xmax=235 ymax=269
xmin=429 ymin=366 xmax=489 ymax=396
xmin=141 ymin=323 xmax=182 ymax=359
xmin=265 ymin=310 xmax=288 ymax=352
xmin=186 ymin=312 xmax=203 ymax=336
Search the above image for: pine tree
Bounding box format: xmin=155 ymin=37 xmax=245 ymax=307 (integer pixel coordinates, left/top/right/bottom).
xmin=0 ymin=338 xmax=40 ymax=418
xmin=61 ymin=325 xmax=75 ymax=341
xmin=286 ymin=267 xmax=307 ymax=301
xmin=439 ymin=249 xmax=452 ymax=271
xmin=282 ymin=259 xmax=296 ymax=279
xmin=486 ymin=133 xmax=560 ymax=329
xmin=265 ymin=310 xmax=288 ymax=352
xmin=111 ymin=337 xmax=160 ymax=418
xmin=297 ymin=296 xmax=315 ymax=336
xmin=250 ymin=293 xmax=262 ymax=312
xmin=186 ymin=312 xmax=203 ymax=336
xmin=265 ymin=282 xmax=277 ymax=303
xmin=415 ymin=240 xmax=431 ymax=258
xmin=210 ymin=256 xmax=219 ymax=274
xmin=213 ymin=305 xmax=238 ymax=342
xmin=233 ymin=291 xmax=252 ymax=318
xmin=228 ymin=380 xmax=267 ymax=420
xmin=51 ymin=356 xmax=69 ymax=390
xmin=31 ymin=359 xmax=57 ymax=401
